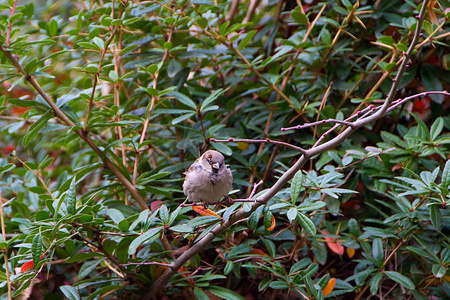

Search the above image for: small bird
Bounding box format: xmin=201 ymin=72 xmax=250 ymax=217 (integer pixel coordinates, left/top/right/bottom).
xmin=183 ymin=150 xmax=233 ymax=205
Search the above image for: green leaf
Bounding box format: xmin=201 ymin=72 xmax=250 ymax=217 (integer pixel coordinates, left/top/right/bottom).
xmin=47 ymin=19 xmax=58 ymax=36
xmin=238 ymin=30 xmax=257 ymax=51
xmin=290 ymin=258 xmax=312 ymax=274
xmin=197 ymin=17 xmax=208 ymax=29
xmin=380 ymin=131 xmax=407 ymax=148
xmin=211 ymin=142 xmax=232 ymax=156
xmin=432 ymin=264 xmax=447 ymax=278
xmin=86 ymin=285 xmax=123 ymax=300
xmin=8 ymin=99 xmax=36 ymax=107
xmin=384 ymin=271 xmax=415 ymax=290
xmin=441 ymin=159 xmax=450 ymax=190
xmin=200 ymin=88 xmax=228 ymax=111
xmin=296 ymin=211 xmax=316 ymax=234
xmin=118 ymin=219 xmax=130 ymax=231
xmin=22 ymin=2 xmax=34 ymax=19
xmin=430 ymin=204 xmax=442 ymax=230
xmin=348 ymin=218 xmax=358 ymax=236
xmin=287 ymin=207 xmax=297 ymax=224
xmin=67 ymin=177 xmax=77 ymax=215
xmin=67 ymin=252 xmax=105 ymax=263
xmin=370 ymin=272 xmax=383 ymax=295
xmin=147 ymin=64 xmax=159 ymax=74
xmin=78 ymin=259 xmax=104 ymax=279
xmin=172 ymin=112 xmax=196 ymax=125
xmin=108 ymin=208 xmax=125 ymax=224
xmin=159 ymin=205 xmax=169 ymax=223
xmin=264 ymin=210 xmax=273 ymax=230
xmin=430 ymin=117 xmax=444 ymax=141
xmin=342 ymin=0 xmax=353 ymax=9
xmin=93 ymin=37 xmax=105 ymax=50
xmin=224 ymin=260 xmax=234 ymax=275
xmin=372 ymin=238 xmax=384 ymax=267
xmin=207 ymin=286 xmax=246 ymax=300
xmin=77 ymin=42 xmax=100 ymax=50
xmin=194 ymin=287 xmax=209 ymax=300
xmin=128 ymin=227 xmax=162 ymax=255
xmin=269 ymin=281 xmax=291 ymax=289
xmin=290 ymin=170 xmax=303 ymax=203
xmin=13 ymin=280 xmax=32 ymax=298
xmin=377 ymin=36 xmax=395 ymax=47
xmin=60 ymin=286 xmax=81 ymax=300
xmin=166 ymin=91 xmax=197 ymax=110
xmin=219 ymin=20 xmax=230 ymax=36
xmin=247 ymin=206 xmax=264 ymax=231
xmin=116 ymin=238 xmax=132 ymax=264
xmin=23 ymin=110 xmax=52 ymax=146
xmin=298 ymin=201 xmax=326 ymax=212
xmin=291 ymin=9 xmax=307 ymax=24
xmin=32 ymin=233 xmax=43 ymax=269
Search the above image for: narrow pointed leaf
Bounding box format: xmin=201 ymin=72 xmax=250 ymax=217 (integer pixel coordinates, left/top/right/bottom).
xmin=384 ymin=271 xmax=415 ymax=290
xmin=297 ymin=212 xmax=316 ymax=234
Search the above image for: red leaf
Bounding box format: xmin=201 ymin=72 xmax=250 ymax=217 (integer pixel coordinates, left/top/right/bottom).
xmin=20 ymin=254 xmax=45 ymax=272
xmin=322 ymin=230 xmax=344 ymax=255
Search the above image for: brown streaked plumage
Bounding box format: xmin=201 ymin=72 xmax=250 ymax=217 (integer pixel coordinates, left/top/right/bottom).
xmin=183 ymin=150 xmax=233 ymax=204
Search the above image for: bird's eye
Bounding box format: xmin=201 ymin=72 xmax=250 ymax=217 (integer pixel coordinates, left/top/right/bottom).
xmin=207 ymin=159 xmax=212 ymax=164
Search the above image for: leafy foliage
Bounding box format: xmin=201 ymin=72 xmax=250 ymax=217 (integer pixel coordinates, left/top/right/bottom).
xmin=1 ymin=0 xmax=450 ymax=299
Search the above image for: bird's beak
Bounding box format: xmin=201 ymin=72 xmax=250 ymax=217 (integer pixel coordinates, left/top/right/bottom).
xmin=212 ymin=162 xmax=220 ymax=172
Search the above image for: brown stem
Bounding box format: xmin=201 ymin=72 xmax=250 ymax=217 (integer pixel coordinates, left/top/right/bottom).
xmin=84 ymin=27 xmax=119 ymax=130
xmin=0 ymin=192 xmax=12 ymax=300
xmin=5 ymin=0 xmax=17 ymax=47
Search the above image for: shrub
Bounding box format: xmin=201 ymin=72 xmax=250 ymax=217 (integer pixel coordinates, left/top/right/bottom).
xmin=1 ymin=0 xmax=450 ymax=299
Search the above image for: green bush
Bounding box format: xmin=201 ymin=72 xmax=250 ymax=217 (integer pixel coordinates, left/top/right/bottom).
xmin=1 ymin=0 xmax=450 ymax=299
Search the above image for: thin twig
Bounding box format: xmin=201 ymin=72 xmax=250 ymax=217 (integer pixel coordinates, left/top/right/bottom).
xmin=0 ymin=191 xmax=12 ymax=300
xmin=282 ymin=118 xmax=355 ymax=131
xmin=84 ymin=27 xmax=119 ymax=130
xmin=5 ymin=0 xmax=17 ymax=47
xmin=249 ymin=180 xmax=264 ymax=199
xmin=14 ymin=155 xmax=57 ymax=202
xmin=210 ymin=138 xmax=307 ymax=154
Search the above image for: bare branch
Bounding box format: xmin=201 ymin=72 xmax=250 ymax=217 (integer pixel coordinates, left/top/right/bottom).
xmin=210 ymin=138 xmax=307 ymax=154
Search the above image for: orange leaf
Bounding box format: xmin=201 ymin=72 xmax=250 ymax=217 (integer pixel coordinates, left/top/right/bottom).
xmin=154 ymin=264 xmax=169 ymax=279
xmin=347 ymin=247 xmax=355 ymax=258
xmin=427 ymin=0 xmax=439 ymax=25
xmin=322 ymin=230 xmax=344 ymax=255
xmin=267 ymin=214 xmax=276 ymax=231
xmin=20 ymin=260 xmax=35 ymax=272
xmin=250 ymin=248 xmax=269 ymax=256
xmin=192 ymin=206 xmax=221 ymax=218
xmin=20 ymin=254 xmax=45 ymax=272
xmin=322 ymin=278 xmax=336 ymax=297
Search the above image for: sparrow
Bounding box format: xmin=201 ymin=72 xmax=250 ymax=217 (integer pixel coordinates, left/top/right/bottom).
xmin=183 ymin=150 xmax=233 ymax=205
